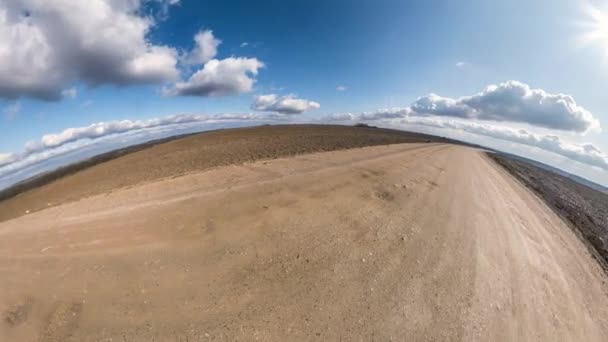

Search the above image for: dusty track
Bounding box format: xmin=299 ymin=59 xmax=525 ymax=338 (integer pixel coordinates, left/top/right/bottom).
xmin=1 ymin=143 xmax=607 ymax=341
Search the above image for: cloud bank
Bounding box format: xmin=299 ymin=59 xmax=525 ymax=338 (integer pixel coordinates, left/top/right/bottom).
xmin=328 ymin=109 xmax=608 ymax=170
xmin=251 ymin=94 xmax=320 ymax=114
xmin=324 ymin=97 xmax=607 ymax=171
xmin=327 ymin=81 xmax=601 ymax=139
xmin=404 ymin=118 xmax=608 ymax=170
xmin=411 ymin=81 xmax=600 ymax=133
xmin=0 ymin=0 xmax=181 ymax=101
xmin=0 ymin=113 xmax=263 ymax=177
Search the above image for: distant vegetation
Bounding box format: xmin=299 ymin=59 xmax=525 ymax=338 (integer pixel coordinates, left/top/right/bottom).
xmin=354 ymin=123 xmax=376 ymax=128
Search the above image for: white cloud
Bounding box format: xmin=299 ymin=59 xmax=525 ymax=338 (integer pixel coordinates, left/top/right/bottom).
xmin=412 ymin=93 xmax=470 ymax=117
xmin=336 ymin=85 xmax=347 ymax=91
xmin=184 ymin=30 xmax=221 ymax=65
xmin=61 ymin=87 xmax=77 ymax=99
xmin=30 ymin=114 xmax=253 ymax=152
xmin=0 ymin=2 xmax=265 ymax=101
xmin=0 ymin=153 xmax=16 ymax=167
xmin=455 ymin=61 xmax=468 ymax=68
xmin=165 ymin=57 xmax=264 ymax=97
xmin=323 ymin=113 xmax=356 ymax=122
xmin=240 ymin=42 xmax=249 ymax=48
xmin=251 ymin=94 xmax=320 ymax=114
xmin=359 ymin=108 xmax=411 ymax=121
xmin=403 ymin=117 xmax=608 ymax=170
xmin=319 ymin=106 xmax=608 ymax=170
xmin=410 ymin=81 xmax=600 ymax=133
xmin=164 ymin=28 xmax=266 ymax=98
xmin=3 ymin=101 xmax=20 ymax=120
xmin=0 ymin=0 xmax=180 ymax=101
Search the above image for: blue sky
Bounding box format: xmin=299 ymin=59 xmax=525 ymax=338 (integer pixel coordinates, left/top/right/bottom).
xmin=1 ymin=0 xmax=607 ymax=187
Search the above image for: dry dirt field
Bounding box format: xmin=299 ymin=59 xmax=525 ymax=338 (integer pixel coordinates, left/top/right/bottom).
xmin=0 ymin=125 xmax=446 ymax=222
xmin=1 ymin=139 xmax=608 ymax=341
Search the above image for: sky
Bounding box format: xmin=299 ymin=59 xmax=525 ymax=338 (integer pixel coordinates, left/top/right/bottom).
xmin=0 ymin=0 xmax=607 ymax=188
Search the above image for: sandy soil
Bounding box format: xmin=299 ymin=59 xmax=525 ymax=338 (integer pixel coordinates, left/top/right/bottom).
xmin=1 ymin=143 xmax=607 ymax=341
xmin=489 ymin=153 xmax=608 ymax=272
xmin=0 ymin=125 xmax=446 ymax=222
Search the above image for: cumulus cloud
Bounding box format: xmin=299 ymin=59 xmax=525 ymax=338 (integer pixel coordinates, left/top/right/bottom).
xmin=0 ymin=0 xmax=181 ymax=101
xmin=0 ymin=113 xmax=263 ymax=177
xmin=359 ymin=108 xmax=411 ymax=121
xmin=184 ymin=30 xmax=221 ymax=65
xmin=165 ymin=57 xmax=264 ymax=97
xmin=0 ymin=1 xmax=265 ymax=100
xmin=164 ymin=28 xmax=265 ymax=98
xmin=404 ymin=118 xmax=608 ymax=170
xmin=332 ymin=81 xmax=600 ymax=134
xmin=412 ymin=94 xmax=470 ymax=118
xmin=251 ymin=94 xmax=320 ymax=114
xmin=323 ymin=113 xmax=356 ymax=122
xmin=336 ymin=85 xmax=347 ymax=92
xmin=410 ymin=81 xmax=600 ymax=133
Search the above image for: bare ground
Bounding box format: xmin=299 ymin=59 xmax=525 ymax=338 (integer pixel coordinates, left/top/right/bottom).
xmin=488 ymin=153 xmax=608 ymax=273
xmin=1 ymin=143 xmax=607 ymax=341
xmin=0 ymin=124 xmax=449 ymax=222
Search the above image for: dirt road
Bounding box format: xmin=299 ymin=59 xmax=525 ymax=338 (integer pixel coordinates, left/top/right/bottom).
xmin=1 ymin=144 xmax=607 ymax=341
